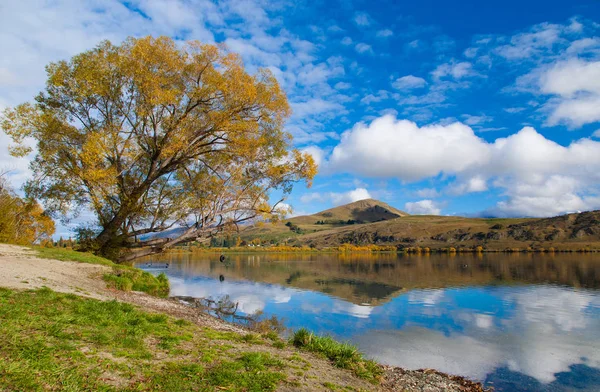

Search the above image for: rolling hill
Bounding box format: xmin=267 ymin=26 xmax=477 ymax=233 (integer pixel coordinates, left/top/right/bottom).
xmin=289 ymin=198 xmax=408 ymax=224
xmin=240 ymin=199 xmax=408 ymax=243
xmin=240 ymin=199 xmax=600 ymax=251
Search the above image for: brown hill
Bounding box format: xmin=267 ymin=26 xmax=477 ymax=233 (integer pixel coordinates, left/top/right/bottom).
xmin=241 ymin=199 xmax=600 ymax=250
xmin=241 ymin=198 xmax=408 ymax=243
xmin=295 ymin=210 xmax=600 ymax=250
xmin=290 ymin=198 xmax=408 ymax=225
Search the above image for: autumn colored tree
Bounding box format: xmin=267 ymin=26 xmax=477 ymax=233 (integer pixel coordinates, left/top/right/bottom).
xmin=0 ymin=174 xmax=55 ymax=245
xmin=2 ymin=36 xmax=316 ymax=261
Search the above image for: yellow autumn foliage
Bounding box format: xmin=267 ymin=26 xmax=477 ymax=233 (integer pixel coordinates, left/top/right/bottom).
xmin=2 ymin=36 xmax=316 ymax=261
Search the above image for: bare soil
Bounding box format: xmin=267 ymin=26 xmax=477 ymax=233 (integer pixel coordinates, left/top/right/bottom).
xmin=0 ymin=243 xmax=491 ymax=391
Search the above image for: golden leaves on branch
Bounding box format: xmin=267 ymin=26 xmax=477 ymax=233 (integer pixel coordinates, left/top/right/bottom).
xmin=1 ymin=35 xmax=316 ymax=258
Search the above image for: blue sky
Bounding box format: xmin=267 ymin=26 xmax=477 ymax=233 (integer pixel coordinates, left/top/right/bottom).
xmin=2 ymin=0 xmax=600 ymax=236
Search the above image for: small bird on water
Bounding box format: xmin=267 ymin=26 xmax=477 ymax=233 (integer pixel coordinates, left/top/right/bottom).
xmin=219 ymin=255 xmax=225 ymax=263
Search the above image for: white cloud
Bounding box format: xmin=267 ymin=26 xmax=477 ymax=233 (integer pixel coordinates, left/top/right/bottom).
xmin=447 ymin=176 xmax=488 ymax=195
xmin=376 ymin=29 xmax=393 ymax=38
xmin=404 ymin=200 xmax=441 ymax=215
xmin=328 ymin=116 xmax=489 ymax=181
xmin=414 ymin=188 xmax=440 ymax=198
xmin=540 ymin=59 xmax=600 ymax=97
xmin=360 ymin=90 xmax=390 ymax=105
xmin=392 ymin=75 xmax=427 ymax=90
xmin=300 ymin=188 xmax=372 ymax=206
xmin=593 ymin=129 xmax=600 ymax=139
xmin=494 ymin=22 xmax=565 ymax=60
xmin=334 ymin=81 xmax=351 ymax=90
xmin=432 ymin=61 xmax=476 ymax=80
xmin=504 ymin=107 xmax=526 ymax=114
xmin=353 ymin=12 xmax=371 ymax=27
xmin=567 ymin=37 xmax=600 ymax=54
xmin=461 ymin=114 xmax=493 ymax=126
xmin=354 ymin=43 xmax=373 ymax=54
xmin=534 ymin=59 xmax=600 ymax=127
xmin=300 ymin=145 xmax=326 ymax=168
xmin=326 ymin=115 xmax=600 ymax=217
xmin=341 ymin=36 xmax=353 ymax=45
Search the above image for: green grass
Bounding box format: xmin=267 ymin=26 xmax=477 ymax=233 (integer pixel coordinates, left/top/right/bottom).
xmin=291 ymin=328 xmax=382 ymax=383
xmin=32 ymin=246 xmax=170 ymax=297
xmin=103 ymin=267 xmax=169 ymax=297
xmin=34 ymin=246 xmax=116 ymax=266
xmin=0 ymin=287 xmax=287 ymax=391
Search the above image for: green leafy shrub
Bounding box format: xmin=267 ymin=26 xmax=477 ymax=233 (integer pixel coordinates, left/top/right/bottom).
xmin=103 ymin=267 xmax=169 ymax=297
xmin=291 ymin=328 xmax=381 ymax=382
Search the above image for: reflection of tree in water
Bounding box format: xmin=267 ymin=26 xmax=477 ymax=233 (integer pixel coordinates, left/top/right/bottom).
xmin=175 ymin=294 xmax=285 ymax=332
xmin=286 ymin=271 xmax=302 ymax=284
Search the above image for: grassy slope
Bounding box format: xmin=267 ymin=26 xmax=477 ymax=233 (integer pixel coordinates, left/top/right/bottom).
xmin=243 ymin=210 xmax=600 ymax=250
xmin=0 ymin=287 xmax=287 ymax=392
xmin=33 ymin=247 xmax=169 ymax=297
xmin=241 ymin=199 xmax=410 ymax=243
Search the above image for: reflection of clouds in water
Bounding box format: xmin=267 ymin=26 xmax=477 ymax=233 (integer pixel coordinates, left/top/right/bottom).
xmin=475 ymin=314 xmax=493 ymax=329
xmin=355 ymin=286 xmax=600 ymax=384
xmin=506 ymin=286 xmax=598 ymax=332
xmin=355 ymin=328 xmax=500 ymax=381
xmin=333 ymin=302 xmax=373 ymax=319
xmin=164 ymin=266 xmax=600 ymax=388
xmin=300 ymin=298 xmax=373 ymax=318
xmin=407 ymin=289 xmax=445 ymax=306
xmin=169 ymin=276 xmax=294 ymax=315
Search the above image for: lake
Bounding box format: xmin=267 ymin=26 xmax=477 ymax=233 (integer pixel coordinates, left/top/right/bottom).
xmin=136 ymin=252 xmax=600 ymax=391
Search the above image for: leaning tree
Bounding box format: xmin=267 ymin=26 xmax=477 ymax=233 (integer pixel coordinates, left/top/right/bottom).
xmin=2 ymin=36 xmax=316 ymax=261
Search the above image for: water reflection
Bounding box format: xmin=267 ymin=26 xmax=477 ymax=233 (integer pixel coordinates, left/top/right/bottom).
xmin=137 ymin=253 xmax=600 ymax=391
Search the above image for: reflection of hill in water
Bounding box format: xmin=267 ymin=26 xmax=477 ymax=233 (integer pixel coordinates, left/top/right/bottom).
xmin=139 ymin=252 xmax=600 ymax=305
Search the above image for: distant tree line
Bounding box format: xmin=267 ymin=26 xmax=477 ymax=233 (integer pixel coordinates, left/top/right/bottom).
xmin=315 ymin=219 xmax=364 ymax=225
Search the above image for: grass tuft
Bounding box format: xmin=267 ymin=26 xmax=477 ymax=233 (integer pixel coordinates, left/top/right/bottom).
xmin=291 ymin=328 xmax=382 ymax=383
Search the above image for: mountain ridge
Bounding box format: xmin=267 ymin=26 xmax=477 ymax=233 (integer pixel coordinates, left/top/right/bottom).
xmin=240 ymin=199 xmax=600 ymax=250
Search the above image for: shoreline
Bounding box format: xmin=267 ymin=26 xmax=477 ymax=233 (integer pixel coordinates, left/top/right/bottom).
xmin=0 ymin=243 xmax=492 ymax=391
xmin=161 ymin=245 xmax=600 ymax=255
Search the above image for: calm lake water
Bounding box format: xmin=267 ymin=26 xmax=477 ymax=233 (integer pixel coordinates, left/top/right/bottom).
xmin=136 ymin=252 xmax=600 ymax=391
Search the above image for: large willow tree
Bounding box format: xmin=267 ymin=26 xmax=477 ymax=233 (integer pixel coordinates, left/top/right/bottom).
xmin=2 ymin=36 xmax=316 ymax=261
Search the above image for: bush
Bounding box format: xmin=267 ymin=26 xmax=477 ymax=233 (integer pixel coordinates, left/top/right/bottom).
xmin=291 ymin=328 xmax=381 ymax=383
xmin=104 ymin=267 xmax=169 ymax=297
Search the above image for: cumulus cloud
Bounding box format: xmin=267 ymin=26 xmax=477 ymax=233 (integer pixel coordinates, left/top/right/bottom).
xmin=447 ymin=176 xmax=488 ymax=195
xmin=328 ymin=116 xmax=489 ymax=181
xmin=536 ymin=59 xmax=600 ymax=127
xmin=326 ymin=115 xmax=600 ymax=217
xmin=300 ymin=145 xmax=326 ymax=168
xmin=392 ymin=75 xmax=427 ymax=90
xmin=404 ymin=200 xmax=441 ymax=215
